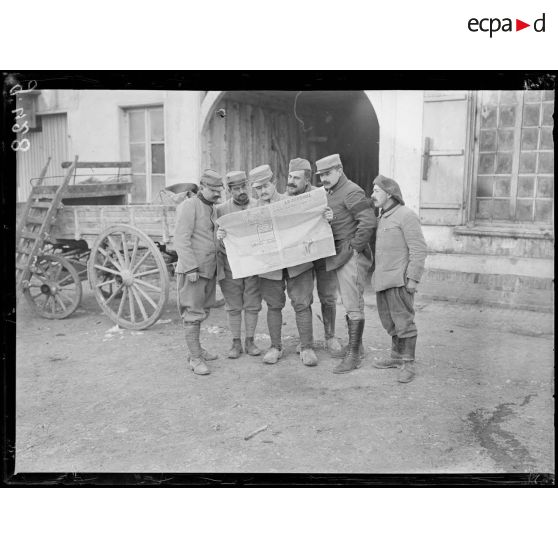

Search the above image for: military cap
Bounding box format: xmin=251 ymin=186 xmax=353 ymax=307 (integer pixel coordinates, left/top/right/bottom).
xmin=288 ymin=158 xmax=312 ymax=173
xmin=249 ymin=164 xmax=273 ymax=187
xmin=226 ymin=170 xmax=247 ymax=187
xmin=200 ymin=169 xmax=224 ymax=188
xmin=373 ymin=174 xmax=405 ymax=206
xmin=315 ymin=153 xmax=342 ymax=175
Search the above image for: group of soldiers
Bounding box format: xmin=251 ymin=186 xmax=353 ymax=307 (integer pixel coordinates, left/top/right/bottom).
xmin=173 ymin=153 xmax=427 ymax=383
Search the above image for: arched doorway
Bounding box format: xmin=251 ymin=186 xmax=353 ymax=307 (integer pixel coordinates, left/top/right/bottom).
xmin=202 ymin=91 xmax=379 ymax=195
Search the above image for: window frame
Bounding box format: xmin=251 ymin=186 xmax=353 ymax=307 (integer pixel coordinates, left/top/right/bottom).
xmin=469 ymin=90 xmax=554 ymax=229
xmin=124 ymin=105 xmax=166 ymax=203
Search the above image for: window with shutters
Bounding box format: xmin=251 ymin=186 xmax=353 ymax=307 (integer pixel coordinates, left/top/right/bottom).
xmin=126 ymin=106 xmax=166 ymax=202
xmin=472 ymin=90 xmax=554 ymax=225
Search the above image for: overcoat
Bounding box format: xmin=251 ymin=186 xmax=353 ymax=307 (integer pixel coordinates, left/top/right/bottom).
xmin=173 ymin=194 xmax=218 ymax=278
xmin=373 ymin=204 xmax=427 ymax=292
xmin=324 ymin=173 xmax=377 ymax=272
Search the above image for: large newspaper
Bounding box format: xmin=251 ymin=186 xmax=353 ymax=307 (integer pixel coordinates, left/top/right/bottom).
xmin=216 ymin=188 xmax=336 ymax=279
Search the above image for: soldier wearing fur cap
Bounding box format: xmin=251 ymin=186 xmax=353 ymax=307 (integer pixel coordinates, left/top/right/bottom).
xmin=315 ymin=154 xmax=377 ymax=374
xmin=286 ymin=158 xmax=344 ymax=358
xmin=174 ymin=169 xmax=224 ymax=376
xmin=215 ymin=171 xmax=263 ymax=359
xmin=371 ymin=174 xmax=427 ymax=383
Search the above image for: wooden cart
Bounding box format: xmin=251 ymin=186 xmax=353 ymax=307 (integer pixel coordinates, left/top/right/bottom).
xmin=16 ymin=158 xmax=178 ymax=330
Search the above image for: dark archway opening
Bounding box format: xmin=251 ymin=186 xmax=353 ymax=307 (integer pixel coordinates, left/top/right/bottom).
xmin=202 ymin=91 xmax=379 ymax=196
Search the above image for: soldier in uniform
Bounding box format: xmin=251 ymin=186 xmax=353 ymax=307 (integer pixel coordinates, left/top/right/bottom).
xmin=371 ymin=175 xmax=427 ymax=383
xmin=315 ymin=154 xmax=377 ymax=374
xmin=215 ymin=171 xmax=263 ymax=359
xmin=286 ymin=158 xmax=343 ymax=357
xmin=174 ymin=169 xmax=224 ymax=376
xmin=252 ymin=164 xmax=319 ymax=366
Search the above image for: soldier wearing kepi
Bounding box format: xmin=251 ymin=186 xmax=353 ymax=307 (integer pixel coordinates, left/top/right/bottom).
xmin=250 ymin=164 xmax=318 ymax=367
xmin=215 ymin=171 xmax=262 ymax=359
xmin=286 ymin=158 xmax=344 ymax=357
xmin=174 ymin=169 xmax=224 ymax=376
xmin=315 ymin=154 xmax=377 ymax=374
xmin=371 ymin=175 xmax=427 ymax=383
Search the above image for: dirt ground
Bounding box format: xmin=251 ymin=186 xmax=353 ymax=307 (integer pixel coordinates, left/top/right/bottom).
xmin=15 ymin=277 xmax=555 ymax=474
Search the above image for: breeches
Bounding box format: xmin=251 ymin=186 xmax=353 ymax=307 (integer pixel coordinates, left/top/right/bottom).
xmin=376 ymin=286 xmax=417 ymax=338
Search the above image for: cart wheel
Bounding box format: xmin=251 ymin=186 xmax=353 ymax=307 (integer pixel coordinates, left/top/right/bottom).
xmin=23 ymin=254 xmax=83 ymax=319
xmin=88 ymin=224 xmax=170 ymax=330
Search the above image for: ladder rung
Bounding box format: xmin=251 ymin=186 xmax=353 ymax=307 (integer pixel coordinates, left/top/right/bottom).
xmin=31 ymin=193 xmax=57 ymax=200
xmin=21 ymin=231 xmax=41 ymax=240
xmin=30 ymin=202 xmax=54 ymax=209
xmin=16 ymin=246 xmax=35 ymax=256
xmin=25 ymin=215 xmax=46 ymax=225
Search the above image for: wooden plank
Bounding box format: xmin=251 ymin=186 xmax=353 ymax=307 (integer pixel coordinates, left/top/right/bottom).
xmin=61 ymin=161 xmax=132 ymax=168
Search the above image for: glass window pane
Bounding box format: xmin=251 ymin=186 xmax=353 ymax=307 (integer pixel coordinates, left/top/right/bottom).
xmin=538 ymin=152 xmax=554 ymax=173
xmin=476 ymin=176 xmax=493 ymax=197
xmin=479 ymin=130 xmax=496 ymax=151
xmin=537 ymin=176 xmax=554 ymax=198
xmin=131 ymin=174 xmax=146 ymax=203
xmin=476 ymin=199 xmax=492 ymax=219
xmin=129 ymin=111 xmax=145 ymax=142
xmin=480 ymin=105 xmax=497 ymax=128
xmin=151 ymin=144 xmax=165 ymax=174
xmin=494 ymin=177 xmax=511 ymax=197
xmin=535 ymin=200 xmax=553 ymax=223
xmin=517 ymin=176 xmax=535 ymax=197
xmin=521 ymin=128 xmax=538 ymax=150
xmin=496 ymin=153 xmax=512 ymax=174
xmin=150 ymin=108 xmax=164 ymax=141
xmin=479 ymin=153 xmax=495 ymax=174
xmin=493 ymin=199 xmax=511 ymax=220
xmin=500 ymin=91 xmax=518 ymax=104
xmin=543 ymin=90 xmax=554 ymax=102
xmin=130 ymin=143 xmax=146 ymax=173
xmin=515 ymin=199 xmax=533 ymax=221
xmin=150 ymin=175 xmax=166 ymax=203
xmin=497 ymin=129 xmax=515 ymax=151
xmin=519 ymin=152 xmax=536 ymax=173
xmin=522 ymin=103 xmax=540 ymax=126
xmin=499 ymin=105 xmax=517 ymax=127
xmin=541 ymin=103 xmax=554 ymax=126
xmin=524 ymin=90 xmax=542 ymax=102
xmin=540 ymin=127 xmax=553 ymax=150
xmin=482 ymin=91 xmax=499 ymax=104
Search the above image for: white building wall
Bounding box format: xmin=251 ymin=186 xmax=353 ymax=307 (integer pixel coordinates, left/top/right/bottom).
xmin=365 ymin=90 xmax=423 ymax=213
xmin=31 ymin=90 xmax=202 ymax=189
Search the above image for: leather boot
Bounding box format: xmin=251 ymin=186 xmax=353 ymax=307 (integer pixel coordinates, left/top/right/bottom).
xmin=337 ymin=315 xmax=365 ymax=359
xmin=333 ymin=319 xmax=364 ymax=374
xmin=228 ymin=338 xmax=243 ymax=359
xmin=184 ymin=323 xmax=210 ymax=375
xmin=398 ymin=336 xmax=417 ymax=383
xmin=373 ymin=336 xmax=404 ymax=368
xmin=322 ymin=304 xmax=344 ymax=358
xmin=244 ymin=337 xmax=262 ymax=356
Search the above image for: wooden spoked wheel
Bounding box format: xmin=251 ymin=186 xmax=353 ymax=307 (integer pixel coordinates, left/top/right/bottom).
xmin=87 ymin=225 xmax=170 ymax=330
xmin=23 ymin=254 xmax=82 ymax=319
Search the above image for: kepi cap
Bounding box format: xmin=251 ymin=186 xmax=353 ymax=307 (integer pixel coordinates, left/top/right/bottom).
xmin=315 ymin=153 xmax=342 ymax=175
xmin=288 ymin=158 xmax=311 ymax=173
xmin=200 ymin=169 xmax=224 ymax=188
xmin=373 ymin=174 xmax=405 ymax=205
xmin=249 ymin=164 xmax=273 ymax=187
xmin=226 ymin=170 xmax=247 ymax=187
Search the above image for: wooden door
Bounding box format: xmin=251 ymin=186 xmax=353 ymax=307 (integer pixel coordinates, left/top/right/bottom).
xmin=420 ymin=91 xmax=472 ymax=225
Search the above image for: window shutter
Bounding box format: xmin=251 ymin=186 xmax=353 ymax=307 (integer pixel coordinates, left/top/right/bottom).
xmin=420 ymin=91 xmax=471 ymax=225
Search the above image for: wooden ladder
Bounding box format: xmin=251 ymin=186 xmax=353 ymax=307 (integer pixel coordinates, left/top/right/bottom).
xmin=16 ymin=156 xmax=79 ymax=301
